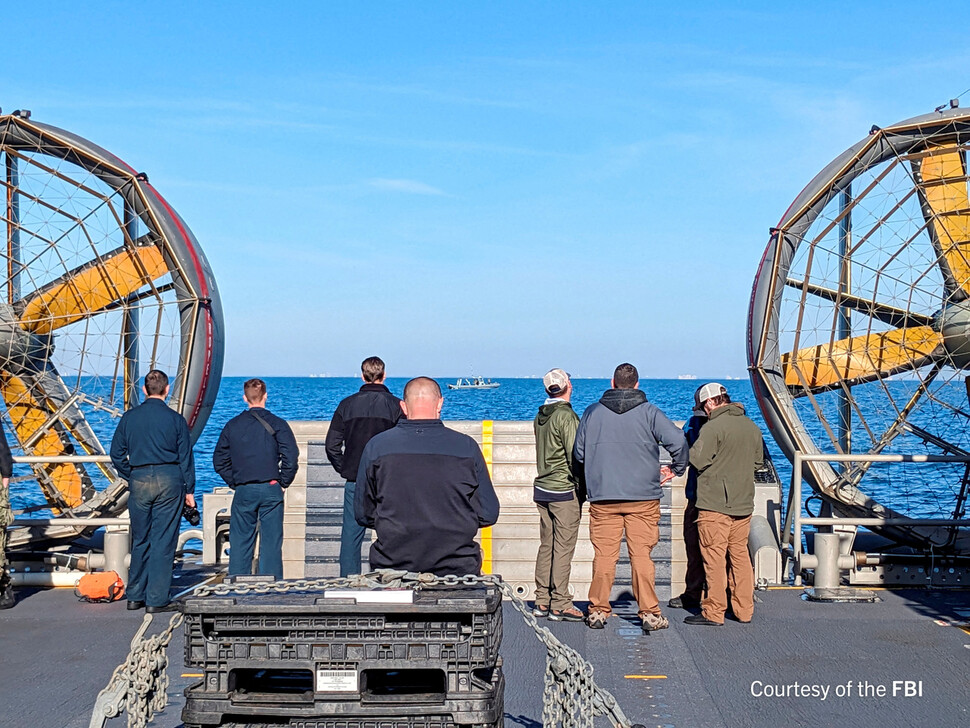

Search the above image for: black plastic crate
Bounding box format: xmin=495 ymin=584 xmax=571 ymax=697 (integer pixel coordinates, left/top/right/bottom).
xmin=181 ymin=661 xmax=504 ymax=727
xmin=183 ymin=585 xmax=502 ymax=695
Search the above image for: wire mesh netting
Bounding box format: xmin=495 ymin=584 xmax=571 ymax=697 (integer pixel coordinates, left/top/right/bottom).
xmin=779 ymin=140 xmax=970 ymax=526
xmin=1 ymin=132 xmax=188 ymax=518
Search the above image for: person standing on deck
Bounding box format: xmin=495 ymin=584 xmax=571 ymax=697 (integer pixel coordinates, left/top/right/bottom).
xmin=685 ymin=383 xmax=764 ymax=627
xmin=574 ymin=363 xmax=689 ymax=633
xmin=531 ymin=368 xmax=584 ymax=622
xmin=668 ymin=385 xmax=709 ymax=611
xmin=110 ymin=369 xmax=194 ymax=613
xmin=355 ymin=377 xmax=499 ymax=576
xmin=213 ymin=378 xmax=299 ymax=580
xmin=0 ymin=425 xmax=14 ymax=609
xmin=325 ymin=356 xmax=402 ymax=576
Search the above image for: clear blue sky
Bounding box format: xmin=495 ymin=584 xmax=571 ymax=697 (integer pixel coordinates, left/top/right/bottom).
xmin=4 ymin=2 xmax=968 ymax=378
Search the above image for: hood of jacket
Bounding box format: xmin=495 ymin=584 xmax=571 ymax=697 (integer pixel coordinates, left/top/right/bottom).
xmin=709 ymin=402 xmax=746 ymax=421
xmin=536 ymin=400 xmax=571 ymax=426
xmin=599 ymin=388 xmax=647 ymax=414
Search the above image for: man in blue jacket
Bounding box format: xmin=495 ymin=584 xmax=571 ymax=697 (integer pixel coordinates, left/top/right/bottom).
xmin=110 ymin=369 xmax=195 ymax=613
xmin=213 ymin=378 xmax=299 ymax=580
xmin=355 ymin=377 xmax=499 ymax=576
xmin=574 ymin=363 xmax=688 ymax=632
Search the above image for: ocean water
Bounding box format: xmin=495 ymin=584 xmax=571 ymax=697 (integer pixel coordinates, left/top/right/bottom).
xmin=8 ymin=376 xmax=962 ymax=523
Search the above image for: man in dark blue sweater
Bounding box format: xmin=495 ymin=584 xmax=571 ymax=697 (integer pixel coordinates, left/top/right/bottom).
xmin=355 ymin=377 xmax=499 ymax=576
xmin=110 ymin=369 xmax=195 ymax=612
xmin=213 ymin=379 xmax=299 ymax=580
xmin=326 ymin=356 xmax=401 ymax=576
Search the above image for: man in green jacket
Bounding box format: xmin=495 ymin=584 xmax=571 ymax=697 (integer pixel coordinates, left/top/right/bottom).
xmin=685 ymin=383 xmax=764 ymax=627
xmin=532 ymin=368 xmax=584 ymax=622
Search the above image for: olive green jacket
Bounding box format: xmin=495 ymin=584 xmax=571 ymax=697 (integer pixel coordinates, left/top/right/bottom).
xmin=690 ymin=403 xmax=765 ymax=517
xmin=533 ymin=401 xmax=580 ymax=494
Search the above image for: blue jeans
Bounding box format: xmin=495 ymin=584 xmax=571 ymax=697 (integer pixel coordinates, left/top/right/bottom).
xmin=339 ymin=481 xmax=368 ymax=576
xmin=229 ymin=482 xmax=285 ymax=580
xmin=127 ymin=465 xmax=184 ymax=607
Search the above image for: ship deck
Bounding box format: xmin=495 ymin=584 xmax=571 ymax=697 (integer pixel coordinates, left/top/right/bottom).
xmin=3 ymin=578 xmax=970 ymax=728
xmin=3 ymin=518 xmax=970 ymax=728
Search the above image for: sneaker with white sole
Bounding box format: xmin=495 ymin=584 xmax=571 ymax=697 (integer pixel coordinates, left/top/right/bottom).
xmin=549 ymin=607 xmax=584 ymax=622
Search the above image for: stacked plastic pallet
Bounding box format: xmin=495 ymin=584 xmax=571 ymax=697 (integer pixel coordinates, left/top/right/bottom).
xmin=181 ymin=581 xmax=504 ymax=728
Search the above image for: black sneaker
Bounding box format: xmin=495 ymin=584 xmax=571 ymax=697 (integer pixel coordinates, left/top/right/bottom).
xmin=667 ymin=594 xmax=701 ymax=610
xmin=0 ymin=582 xmax=14 ymax=610
xmin=684 ymin=614 xmax=723 ymax=627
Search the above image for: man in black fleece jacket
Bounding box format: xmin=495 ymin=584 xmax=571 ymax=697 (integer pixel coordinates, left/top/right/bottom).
xmin=326 ymin=356 xmax=401 ymax=575
xmin=355 ymin=377 xmax=500 ymax=576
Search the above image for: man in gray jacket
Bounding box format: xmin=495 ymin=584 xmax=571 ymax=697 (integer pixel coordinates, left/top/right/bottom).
xmin=574 ymin=363 xmax=689 ymax=632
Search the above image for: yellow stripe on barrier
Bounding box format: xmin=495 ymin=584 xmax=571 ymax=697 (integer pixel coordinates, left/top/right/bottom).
xmin=625 ymin=675 xmax=668 ymax=680
xmin=481 ymin=420 xmax=494 ymax=574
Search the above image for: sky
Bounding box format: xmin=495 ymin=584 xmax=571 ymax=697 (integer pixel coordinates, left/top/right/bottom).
xmin=3 ymin=1 xmax=970 ymax=378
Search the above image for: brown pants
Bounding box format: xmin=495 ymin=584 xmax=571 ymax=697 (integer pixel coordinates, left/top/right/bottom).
xmin=588 ymin=500 xmax=661 ymax=616
xmin=534 ymin=495 xmax=582 ymax=610
xmin=697 ymin=510 xmax=753 ymax=624
xmin=683 ymin=500 xmax=705 ymax=601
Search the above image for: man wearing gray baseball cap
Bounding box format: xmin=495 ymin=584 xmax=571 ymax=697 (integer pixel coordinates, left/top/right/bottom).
xmin=684 ymin=383 xmax=765 ymax=627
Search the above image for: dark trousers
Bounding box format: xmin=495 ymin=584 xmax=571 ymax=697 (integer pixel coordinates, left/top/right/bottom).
xmin=127 ymin=464 xmax=184 ymax=607
xmin=683 ymin=500 xmax=706 ymax=601
xmin=229 ymin=482 xmax=285 ymax=580
xmin=339 ymin=481 xmax=368 ymax=576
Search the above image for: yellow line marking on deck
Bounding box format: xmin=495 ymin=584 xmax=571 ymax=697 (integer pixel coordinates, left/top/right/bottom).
xmin=625 ymin=675 xmax=668 ymax=680
xmin=480 ymin=420 xmax=494 ymax=574
xmin=181 ymin=673 xmax=203 ymax=678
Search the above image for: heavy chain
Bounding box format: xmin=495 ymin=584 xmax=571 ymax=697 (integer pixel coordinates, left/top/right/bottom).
xmin=93 ymin=570 xmax=636 ymax=728
xmin=90 ymin=611 xmax=184 ymax=728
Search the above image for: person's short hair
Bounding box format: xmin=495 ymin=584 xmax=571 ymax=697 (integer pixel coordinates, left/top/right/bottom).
xmin=403 ymin=376 xmax=441 ymax=401
xmin=613 ymin=363 xmax=638 ymax=389
xmin=707 ymin=392 xmax=731 ymax=408
xmin=144 ymin=369 xmax=169 ymax=396
xmin=361 ymin=356 xmax=386 ymax=383
xmin=244 ymin=378 xmax=267 ymax=403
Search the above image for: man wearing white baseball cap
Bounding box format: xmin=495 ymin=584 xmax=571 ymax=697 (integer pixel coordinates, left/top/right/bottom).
xmin=531 ymin=368 xmax=584 ymax=622
xmin=684 ymin=383 xmax=764 ymax=627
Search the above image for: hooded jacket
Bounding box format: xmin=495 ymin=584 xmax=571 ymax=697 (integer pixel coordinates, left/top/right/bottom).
xmin=533 ymin=400 xmax=580 ymax=496
xmin=690 ymin=402 xmax=765 ymax=516
xmin=574 ymin=388 xmax=688 ymax=502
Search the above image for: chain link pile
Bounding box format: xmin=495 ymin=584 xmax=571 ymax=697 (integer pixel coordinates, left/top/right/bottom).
xmin=92 ymin=570 xmax=636 ymax=728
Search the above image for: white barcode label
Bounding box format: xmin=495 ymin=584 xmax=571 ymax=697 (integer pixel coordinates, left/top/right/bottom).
xmin=316 ymin=669 xmax=357 ymax=692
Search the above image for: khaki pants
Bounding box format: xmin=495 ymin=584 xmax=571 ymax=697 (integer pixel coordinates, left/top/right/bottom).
xmin=697 ymin=510 xmax=753 ymax=624
xmin=588 ymin=500 xmax=661 ymax=616
xmin=534 ymin=495 xmax=582 ymax=610
xmin=683 ymin=500 xmax=705 ymax=601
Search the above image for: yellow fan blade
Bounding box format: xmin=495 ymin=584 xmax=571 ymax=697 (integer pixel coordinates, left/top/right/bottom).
xmin=0 ymin=373 xmax=87 ymax=510
xmin=18 ymin=245 xmax=167 ymax=335
xmin=783 ymin=326 xmax=942 ymax=390
xmin=919 ymin=147 xmax=970 ymax=295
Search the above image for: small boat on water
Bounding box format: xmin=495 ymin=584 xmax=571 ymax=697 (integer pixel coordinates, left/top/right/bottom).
xmin=447 ymin=376 xmax=500 ymax=390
